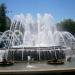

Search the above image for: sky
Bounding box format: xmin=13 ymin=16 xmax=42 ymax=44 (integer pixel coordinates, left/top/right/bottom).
xmin=0 ymin=0 xmax=75 ymax=23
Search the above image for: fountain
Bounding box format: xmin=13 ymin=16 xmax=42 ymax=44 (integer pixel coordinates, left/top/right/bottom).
xmin=0 ymin=13 xmax=75 ymax=63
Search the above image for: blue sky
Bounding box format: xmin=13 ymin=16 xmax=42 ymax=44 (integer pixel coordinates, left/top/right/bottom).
xmin=0 ymin=0 xmax=75 ymax=23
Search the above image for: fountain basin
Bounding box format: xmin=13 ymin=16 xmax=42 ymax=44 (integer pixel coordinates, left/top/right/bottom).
xmin=0 ymin=46 xmax=67 ymax=62
xmin=0 ymin=62 xmax=75 ymax=74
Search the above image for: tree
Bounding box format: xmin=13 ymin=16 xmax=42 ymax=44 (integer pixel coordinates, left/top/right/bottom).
xmin=57 ymin=19 xmax=75 ymax=35
xmin=0 ymin=3 xmax=11 ymax=32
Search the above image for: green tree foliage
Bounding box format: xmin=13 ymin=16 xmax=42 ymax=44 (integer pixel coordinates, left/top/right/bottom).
xmin=57 ymin=19 xmax=75 ymax=35
xmin=0 ymin=3 xmax=11 ymax=32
